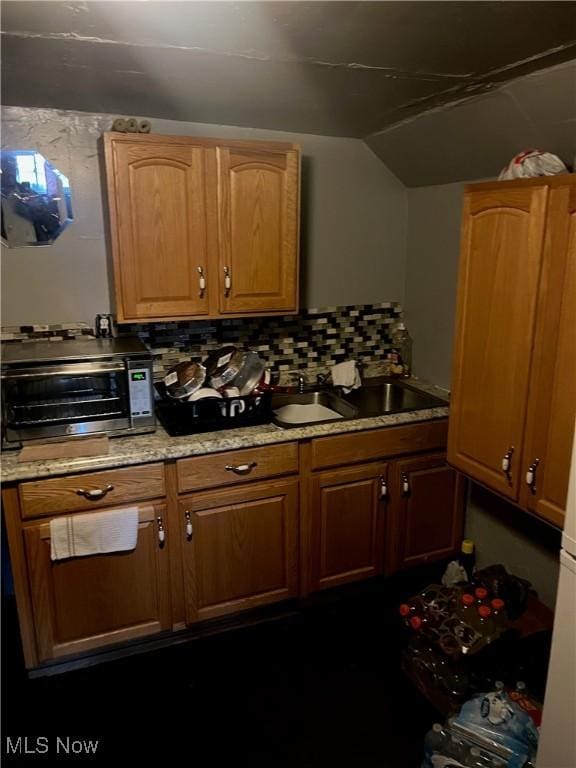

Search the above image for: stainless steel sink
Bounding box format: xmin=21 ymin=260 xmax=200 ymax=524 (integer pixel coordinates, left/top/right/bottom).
xmin=341 ymin=378 xmax=447 ymax=416
xmin=271 ymin=378 xmax=447 ymax=428
xmin=272 ymin=390 xmax=358 ymax=428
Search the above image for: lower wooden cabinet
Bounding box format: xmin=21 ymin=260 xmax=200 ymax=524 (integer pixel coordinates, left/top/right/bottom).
xmin=23 ymin=502 xmax=171 ymax=663
xmin=5 ymin=423 xmax=464 ymax=670
xmin=179 ymin=479 xmax=299 ymax=622
xmin=309 ymin=462 xmax=388 ymax=591
xmin=388 ymin=453 xmax=464 ymax=571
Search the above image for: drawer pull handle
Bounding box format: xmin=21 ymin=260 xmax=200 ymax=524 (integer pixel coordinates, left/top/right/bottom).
xmin=76 ymin=484 xmax=114 ymax=500
xmin=157 ymin=516 xmax=166 ymax=545
xmin=225 ymin=462 xmax=257 ymax=475
xmin=185 ymin=510 xmax=193 ymax=539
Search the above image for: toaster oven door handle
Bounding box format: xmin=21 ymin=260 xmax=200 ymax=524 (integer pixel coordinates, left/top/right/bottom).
xmin=2 ymin=362 xmax=126 ymax=379
xmin=76 ymin=484 xmax=114 ymax=501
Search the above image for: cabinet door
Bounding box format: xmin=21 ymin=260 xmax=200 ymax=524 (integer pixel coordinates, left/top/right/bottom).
xmin=448 ymin=183 xmax=549 ymax=500
xmin=388 ymin=454 xmax=464 ymax=571
xmin=180 ymin=479 xmax=299 ymax=623
xmin=521 ymin=180 xmax=576 ymax=527
xmin=216 ymin=145 xmax=299 ymax=314
xmin=24 ymin=503 xmax=171 ymax=662
xmin=105 ymin=136 xmax=210 ymax=321
xmin=309 ymin=463 xmax=387 ymax=591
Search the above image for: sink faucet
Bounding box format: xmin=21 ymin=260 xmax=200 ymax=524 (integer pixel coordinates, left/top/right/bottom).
xmin=289 ymin=371 xmax=307 ymax=393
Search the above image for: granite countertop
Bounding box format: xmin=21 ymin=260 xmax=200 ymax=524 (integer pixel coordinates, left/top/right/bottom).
xmin=1 ymin=378 xmax=449 ymax=483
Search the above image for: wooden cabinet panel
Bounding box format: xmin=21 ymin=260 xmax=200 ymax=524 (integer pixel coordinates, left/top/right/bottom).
xmin=309 ymin=463 xmax=387 ymax=591
xmin=24 ymin=503 xmax=171 ymax=662
xmin=311 ymin=420 xmax=448 ymax=470
xmin=19 ymin=463 xmax=165 ymax=519
xmin=180 ymin=479 xmax=299 ymax=622
xmin=448 ymin=184 xmax=549 ymax=500
xmin=103 ymin=133 xmax=300 ymax=321
xmin=216 ymin=145 xmax=299 ymax=314
xmin=176 ymin=443 xmax=298 ymax=493
xmin=105 ymin=135 xmax=211 ymax=321
xmin=521 ymin=182 xmax=576 ymax=527
xmin=388 ymin=454 xmax=464 ymax=571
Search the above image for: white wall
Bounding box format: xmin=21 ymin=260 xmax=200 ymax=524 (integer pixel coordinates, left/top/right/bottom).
xmin=404 ymin=181 xmax=465 ymax=389
xmin=1 ymin=106 xmax=407 ymax=326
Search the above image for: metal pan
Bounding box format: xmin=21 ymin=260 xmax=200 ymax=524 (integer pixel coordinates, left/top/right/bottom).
xmin=163 ymin=360 xmax=206 ymax=399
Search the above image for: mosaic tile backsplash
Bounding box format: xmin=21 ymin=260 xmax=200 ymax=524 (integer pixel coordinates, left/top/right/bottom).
xmin=1 ymin=303 xmax=403 ymax=382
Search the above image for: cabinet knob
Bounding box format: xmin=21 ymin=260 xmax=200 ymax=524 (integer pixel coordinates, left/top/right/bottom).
xmin=76 ymin=484 xmax=114 ymax=500
xmin=156 ymin=516 xmax=166 ymax=545
xmin=225 ymin=462 xmax=257 ymax=475
xmin=525 ymin=458 xmax=540 ymax=493
xmin=380 ymin=477 xmax=388 ymax=499
xmin=185 ymin=510 xmax=193 ymax=539
xmin=223 ymin=266 xmax=232 ymax=296
xmin=401 ymin=473 xmax=410 ymax=496
xmin=197 ymin=266 xmax=206 ymax=295
xmin=501 ymin=447 xmax=515 ymax=482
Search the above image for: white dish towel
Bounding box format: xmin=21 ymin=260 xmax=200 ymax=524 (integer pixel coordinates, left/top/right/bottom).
xmin=50 ymin=506 xmax=139 ymax=561
xmin=331 ymin=360 xmax=361 ymax=394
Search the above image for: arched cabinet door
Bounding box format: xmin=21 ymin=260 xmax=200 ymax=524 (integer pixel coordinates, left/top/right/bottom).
xmin=105 ymin=136 xmax=210 ymax=321
xmin=447 ymin=183 xmax=549 ymax=501
xmin=216 ymin=145 xmax=300 ymax=314
xmin=520 ymin=180 xmax=576 ymax=527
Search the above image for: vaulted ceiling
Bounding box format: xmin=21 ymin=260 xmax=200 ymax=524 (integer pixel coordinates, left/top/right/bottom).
xmin=2 ymin=1 xmax=576 ymax=184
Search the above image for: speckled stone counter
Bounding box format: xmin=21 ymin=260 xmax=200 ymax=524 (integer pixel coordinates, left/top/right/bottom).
xmin=1 ymin=379 xmax=449 ymax=483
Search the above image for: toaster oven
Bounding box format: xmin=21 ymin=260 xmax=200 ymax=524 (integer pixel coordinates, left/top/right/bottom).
xmin=1 ymin=337 xmax=155 ymax=447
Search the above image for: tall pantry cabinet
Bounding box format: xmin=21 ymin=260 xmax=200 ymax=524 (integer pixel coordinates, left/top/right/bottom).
xmin=448 ymin=175 xmax=576 ymax=528
xmin=103 ymin=133 xmax=300 ymax=322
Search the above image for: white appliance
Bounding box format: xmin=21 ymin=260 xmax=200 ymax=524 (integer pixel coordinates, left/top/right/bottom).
xmin=537 ymin=421 xmax=576 ymax=767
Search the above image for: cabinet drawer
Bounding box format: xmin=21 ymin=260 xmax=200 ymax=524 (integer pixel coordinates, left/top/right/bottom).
xmin=310 ymin=420 xmax=448 ymax=470
xmin=177 ymin=443 xmax=298 ymax=493
xmin=19 ymin=463 xmax=165 ymax=519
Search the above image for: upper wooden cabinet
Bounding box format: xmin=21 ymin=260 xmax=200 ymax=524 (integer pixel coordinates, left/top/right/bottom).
xmin=216 ymin=145 xmax=300 ymax=314
xmin=519 ymin=181 xmax=576 ymax=527
xmin=103 ymin=133 xmax=300 ymax=322
xmin=448 ymin=176 xmax=576 ymax=527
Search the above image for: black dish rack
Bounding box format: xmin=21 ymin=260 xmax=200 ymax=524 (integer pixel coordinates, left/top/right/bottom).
xmin=154 ymin=383 xmax=273 ymax=436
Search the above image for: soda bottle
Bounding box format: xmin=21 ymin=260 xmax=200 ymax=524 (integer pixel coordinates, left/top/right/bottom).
xmin=490 ymin=598 xmax=507 ymax=634
xmin=474 ymin=586 xmax=489 ymax=605
xmin=459 ymin=539 xmax=476 ymax=582
xmin=390 ymin=323 xmax=413 ymax=377
xmin=477 ymin=605 xmax=495 ymax=639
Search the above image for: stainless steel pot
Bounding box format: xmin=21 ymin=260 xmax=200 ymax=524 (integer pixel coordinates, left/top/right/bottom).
xmin=233 ymin=351 xmax=266 ymax=396
xmin=204 ymin=346 xmax=245 ymax=390
xmin=163 ymin=360 xmax=206 ymax=399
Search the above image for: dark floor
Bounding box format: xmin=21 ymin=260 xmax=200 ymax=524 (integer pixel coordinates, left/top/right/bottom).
xmin=2 ymin=569 xmax=444 ymax=766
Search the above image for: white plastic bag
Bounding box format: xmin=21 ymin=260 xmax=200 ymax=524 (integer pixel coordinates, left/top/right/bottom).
xmin=499 ymin=149 xmax=568 ymax=180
